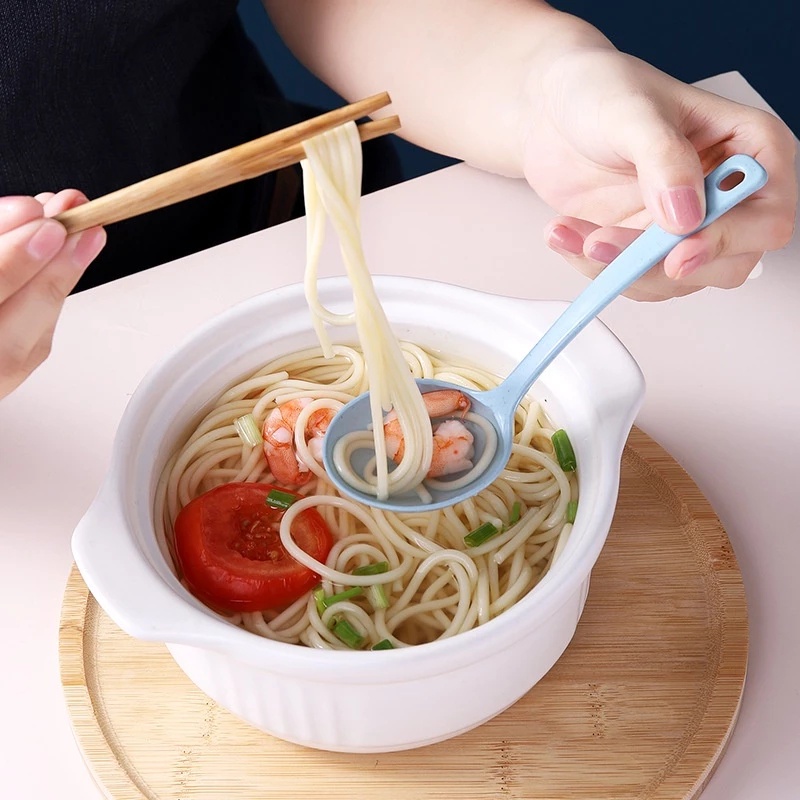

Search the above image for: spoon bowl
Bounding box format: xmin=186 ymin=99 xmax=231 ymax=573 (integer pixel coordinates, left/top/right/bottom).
xmin=323 ymin=378 xmax=512 ymax=511
xmin=323 ymin=154 xmax=768 ymax=512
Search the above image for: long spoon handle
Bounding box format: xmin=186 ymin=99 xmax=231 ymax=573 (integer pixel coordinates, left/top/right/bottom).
xmin=493 ymin=154 xmax=768 ymax=410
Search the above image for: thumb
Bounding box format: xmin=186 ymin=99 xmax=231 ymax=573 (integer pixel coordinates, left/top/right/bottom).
xmin=617 ymin=106 xmax=706 ymax=234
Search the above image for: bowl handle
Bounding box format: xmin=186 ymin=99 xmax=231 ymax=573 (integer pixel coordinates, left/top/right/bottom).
xmin=594 ymin=332 xmax=646 ymax=458
xmin=495 ymin=294 xmax=646 ymax=455
xmin=71 ymin=485 xmax=219 ymax=646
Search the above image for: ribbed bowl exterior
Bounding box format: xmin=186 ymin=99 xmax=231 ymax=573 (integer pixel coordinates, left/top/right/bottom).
xmin=167 ymin=577 xmax=589 ymax=752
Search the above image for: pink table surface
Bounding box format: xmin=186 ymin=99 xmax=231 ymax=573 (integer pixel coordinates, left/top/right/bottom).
xmin=0 ymin=72 xmax=797 ymax=799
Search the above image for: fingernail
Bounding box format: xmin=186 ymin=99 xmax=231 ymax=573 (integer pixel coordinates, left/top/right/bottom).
xmin=72 ymin=228 xmax=106 ymax=267
xmin=548 ymin=225 xmax=584 ymax=255
xmin=675 ymin=252 xmax=707 ymax=280
xmin=27 ymin=219 xmax=66 ymax=260
xmin=661 ymin=187 xmax=702 ymax=230
xmin=748 ymin=261 xmax=763 ymax=280
xmin=588 ymin=242 xmax=621 ymax=264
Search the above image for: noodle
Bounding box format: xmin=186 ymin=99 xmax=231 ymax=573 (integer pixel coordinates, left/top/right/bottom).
xmin=155 ymin=344 xmax=576 ymax=648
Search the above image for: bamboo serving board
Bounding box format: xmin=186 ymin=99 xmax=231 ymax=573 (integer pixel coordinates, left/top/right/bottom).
xmin=59 ymin=427 xmax=747 ymax=800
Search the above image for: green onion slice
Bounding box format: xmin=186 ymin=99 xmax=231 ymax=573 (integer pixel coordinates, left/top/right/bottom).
xmin=464 ymin=521 xmax=500 ymax=548
xmin=372 ymin=639 xmax=394 ymax=650
xmin=265 ymin=488 xmax=297 ymax=510
xmin=333 ymin=619 xmax=365 ymax=649
xmin=566 ymin=500 xmax=578 ymax=524
xmin=552 ymin=429 xmax=577 ymax=472
xmin=352 ymin=561 xmax=389 ymax=576
xmin=509 ymin=501 xmax=522 ymax=525
xmin=234 ymin=413 xmax=263 ymax=447
xmin=313 ymin=586 xmax=326 ymax=617
xmin=321 ymin=587 xmax=363 ymax=609
xmin=369 ymin=584 xmax=390 ymax=610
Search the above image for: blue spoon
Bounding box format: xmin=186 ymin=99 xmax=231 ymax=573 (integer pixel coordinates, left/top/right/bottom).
xmin=322 ymin=154 xmax=768 ymax=512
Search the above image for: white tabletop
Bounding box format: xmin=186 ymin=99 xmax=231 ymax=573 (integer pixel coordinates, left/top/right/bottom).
xmin=1 ymin=72 xmax=797 ymax=799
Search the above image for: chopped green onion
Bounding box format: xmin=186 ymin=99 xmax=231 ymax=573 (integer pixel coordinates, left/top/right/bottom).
xmin=265 ymin=488 xmax=297 ymax=510
xmin=369 ymin=583 xmax=390 ymax=610
xmin=321 ymin=587 xmax=363 ymax=609
xmin=313 ymin=586 xmax=326 ymax=616
xmin=566 ymin=500 xmax=578 ymax=524
xmin=509 ymin=501 xmax=522 ymax=525
xmin=552 ymin=429 xmax=577 ymax=472
xmin=352 ymin=561 xmax=389 ymax=576
xmin=464 ymin=521 xmax=500 ymax=548
xmin=372 ymin=639 xmax=394 ymax=650
xmin=234 ymin=413 xmax=263 ymax=447
xmin=333 ymin=619 xmax=365 ymax=649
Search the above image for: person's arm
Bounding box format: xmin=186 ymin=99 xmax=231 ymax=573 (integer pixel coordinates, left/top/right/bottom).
xmin=263 ymin=0 xmax=796 ymax=301
xmin=262 ymin=0 xmax=607 ymax=178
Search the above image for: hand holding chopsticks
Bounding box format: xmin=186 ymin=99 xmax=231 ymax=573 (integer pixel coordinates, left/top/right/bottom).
xmin=55 ymin=92 xmax=398 ymax=235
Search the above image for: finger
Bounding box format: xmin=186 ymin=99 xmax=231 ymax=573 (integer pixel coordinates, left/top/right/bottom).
xmin=0 ymin=217 xmax=67 ymax=303
xmin=546 ymin=220 xmax=671 ymax=299
xmin=544 ymin=216 xmax=601 ymax=257
xmin=678 ymin=251 xmax=763 ymax=290
xmin=0 ymin=194 xmax=103 ymax=305
xmin=564 ymin=250 xmax=687 ymax=302
xmin=579 ymin=225 xmax=678 ymax=300
xmin=0 ymin=196 xmax=45 ymax=235
xmin=582 ymin=226 xmax=643 ymax=264
xmin=607 ymin=250 xmax=759 ymax=299
xmin=35 ymin=192 xmax=56 ymax=206
xmin=547 ymin=226 xmax=757 ymax=301
xmin=610 ymin=99 xmax=706 ymax=234
xmin=43 ymin=191 xmax=105 ymax=274
xmin=18 ymin=226 xmax=105 ymax=307
xmin=42 ymin=189 xmax=89 ymax=217
xmin=546 ymin=215 xmax=768 ymax=301
xmin=663 ymin=200 xmax=795 ymax=279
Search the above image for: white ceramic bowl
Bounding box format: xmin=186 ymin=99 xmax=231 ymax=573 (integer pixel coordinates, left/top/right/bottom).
xmin=72 ymin=276 xmax=644 ymax=753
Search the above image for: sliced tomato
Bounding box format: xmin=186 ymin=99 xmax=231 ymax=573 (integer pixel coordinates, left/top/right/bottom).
xmin=174 ymin=482 xmax=333 ymax=613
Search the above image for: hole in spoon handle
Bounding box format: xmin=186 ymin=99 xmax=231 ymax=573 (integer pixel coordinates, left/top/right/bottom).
xmin=700 ymin=154 xmax=768 ymax=230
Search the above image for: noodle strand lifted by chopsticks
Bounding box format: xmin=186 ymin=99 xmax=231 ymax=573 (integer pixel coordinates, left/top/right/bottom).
xmin=301 ymin=122 xmax=434 ymax=501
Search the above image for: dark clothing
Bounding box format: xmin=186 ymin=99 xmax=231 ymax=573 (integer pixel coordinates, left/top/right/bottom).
xmin=0 ymin=1 xmax=400 ymax=291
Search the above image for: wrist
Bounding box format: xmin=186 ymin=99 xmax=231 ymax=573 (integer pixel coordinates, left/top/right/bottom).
xmin=512 ymin=12 xmax=616 ymax=173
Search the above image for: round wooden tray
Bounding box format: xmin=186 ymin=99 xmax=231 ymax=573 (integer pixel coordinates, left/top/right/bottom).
xmin=59 ymin=427 xmax=747 ymax=800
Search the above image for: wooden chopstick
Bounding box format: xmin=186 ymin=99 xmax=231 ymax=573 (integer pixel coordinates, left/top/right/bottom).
xmin=252 ymin=116 xmax=400 ymax=177
xmin=55 ymin=93 xmax=396 ymax=235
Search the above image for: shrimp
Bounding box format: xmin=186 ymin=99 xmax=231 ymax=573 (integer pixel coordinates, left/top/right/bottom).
xmin=262 ymin=398 xmax=336 ymax=486
xmin=384 ymin=389 xmax=473 ymax=478
xmin=428 ymin=419 xmax=474 ymax=477
xmin=306 ymin=407 xmax=336 ymax=462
